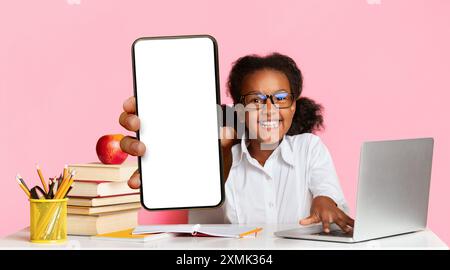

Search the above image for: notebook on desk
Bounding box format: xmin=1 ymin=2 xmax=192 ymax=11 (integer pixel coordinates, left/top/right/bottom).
xmin=133 ymin=224 xmax=263 ymax=238
xmin=92 ymin=228 xmax=172 ymax=243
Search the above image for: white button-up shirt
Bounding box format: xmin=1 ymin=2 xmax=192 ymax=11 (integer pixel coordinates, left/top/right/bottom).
xmin=224 ymin=133 xmax=348 ymax=224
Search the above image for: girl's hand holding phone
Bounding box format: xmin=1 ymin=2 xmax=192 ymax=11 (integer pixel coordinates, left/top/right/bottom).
xmin=119 ymin=96 xmax=146 ymax=189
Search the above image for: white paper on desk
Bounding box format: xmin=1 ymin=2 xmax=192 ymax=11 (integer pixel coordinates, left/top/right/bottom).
xmin=134 ymin=225 xmax=195 ymax=235
xmin=133 ymin=224 xmax=261 ymax=238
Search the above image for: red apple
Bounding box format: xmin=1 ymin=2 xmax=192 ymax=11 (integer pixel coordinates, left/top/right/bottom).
xmin=96 ymin=134 xmax=128 ymax=164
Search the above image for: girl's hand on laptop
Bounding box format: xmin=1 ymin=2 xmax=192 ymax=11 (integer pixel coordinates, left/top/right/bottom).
xmin=119 ymin=96 xmax=146 ymax=189
xmin=119 ymin=96 xmax=237 ymax=189
xmin=299 ymin=196 xmax=355 ymax=233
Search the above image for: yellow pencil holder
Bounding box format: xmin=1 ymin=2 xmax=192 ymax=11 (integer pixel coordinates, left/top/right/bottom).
xmin=29 ymin=198 xmax=68 ymax=243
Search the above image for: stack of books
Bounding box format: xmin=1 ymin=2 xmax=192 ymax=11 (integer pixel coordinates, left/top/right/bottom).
xmin=66 ymin=162 xmax=140 ymax=236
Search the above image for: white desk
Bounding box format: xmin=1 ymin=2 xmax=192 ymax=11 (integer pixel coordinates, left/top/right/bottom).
xmin=0 ymin=224 xmax=447 ymax=250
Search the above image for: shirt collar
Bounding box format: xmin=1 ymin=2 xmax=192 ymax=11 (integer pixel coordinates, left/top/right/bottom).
xmin=232 ymin=134 xmax=294 ymax=167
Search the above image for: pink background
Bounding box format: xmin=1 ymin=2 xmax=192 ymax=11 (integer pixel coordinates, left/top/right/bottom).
xmin=1 ymin=0 xmax=449 ymax=245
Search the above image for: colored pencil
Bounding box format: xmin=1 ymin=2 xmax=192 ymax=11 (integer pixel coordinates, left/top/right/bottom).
xmin=16 ymin=177 xmax=31 ymax=198
xmin=36 ymin=164 xmax=49 ymax=194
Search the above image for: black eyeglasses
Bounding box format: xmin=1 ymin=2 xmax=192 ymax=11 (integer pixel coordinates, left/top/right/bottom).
xmin=240 ymin=91 xmax=294 ymax=109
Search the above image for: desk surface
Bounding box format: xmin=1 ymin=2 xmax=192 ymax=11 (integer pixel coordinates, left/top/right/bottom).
xmin=0 ymin=224 xmax=447 ymax=250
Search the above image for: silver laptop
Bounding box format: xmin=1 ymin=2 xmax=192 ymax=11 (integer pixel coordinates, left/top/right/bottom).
xmin=275 ymin=137 xmax=434 ymax=243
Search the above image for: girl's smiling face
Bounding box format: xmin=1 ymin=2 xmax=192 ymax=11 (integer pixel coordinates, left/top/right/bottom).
xmin=240 ymin=68 xmax=296 ymax=147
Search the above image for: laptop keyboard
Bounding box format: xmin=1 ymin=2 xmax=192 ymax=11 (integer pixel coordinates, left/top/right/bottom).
xmin=314 ymin=230 xmax=353 ymax=237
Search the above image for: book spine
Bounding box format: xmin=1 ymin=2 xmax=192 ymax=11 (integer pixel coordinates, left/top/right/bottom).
xmin=68 ymin=192 xmax=140 ymax=199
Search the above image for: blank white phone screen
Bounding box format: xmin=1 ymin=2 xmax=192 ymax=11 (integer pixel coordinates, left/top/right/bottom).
xmin=132 ymin=36 xmax=223 ymax=210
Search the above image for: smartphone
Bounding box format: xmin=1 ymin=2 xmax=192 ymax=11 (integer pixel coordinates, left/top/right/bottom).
xmin=132 ymin=35 xmax=224 ymax=210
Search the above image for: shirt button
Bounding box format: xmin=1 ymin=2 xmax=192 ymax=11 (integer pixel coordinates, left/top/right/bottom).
xmin=269 ymin=202 xmax=274 ymax=208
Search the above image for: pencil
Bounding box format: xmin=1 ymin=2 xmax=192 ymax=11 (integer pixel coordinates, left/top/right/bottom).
xmin=56 ymin=173 xmax=62 ymax=190
xmin=36 ymin=164 xmax=49 ymax=194
xmin=54 ymin=170 xmax=71 ymax=199
xmin=56 ymin=170 xmax=76 ymax=199
xmin=16 ymin=174 xmax=30 ymax=192
xmin=52 ymin=176 xmax=58 ymax=196
xmin=238 ymin=227 xmax=263 ymax=238
xmin=60 ymin=170 xmax=75 ymax=199
xmin=64 ymin=174 xmax=75 ymax=196
xmin=63 ymin=164 xmax=68 ymax=181
xmin=64 ymin=186 xmax=73 ymax=198
xmin=16 ymin=178 xmax=31 ymax=198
